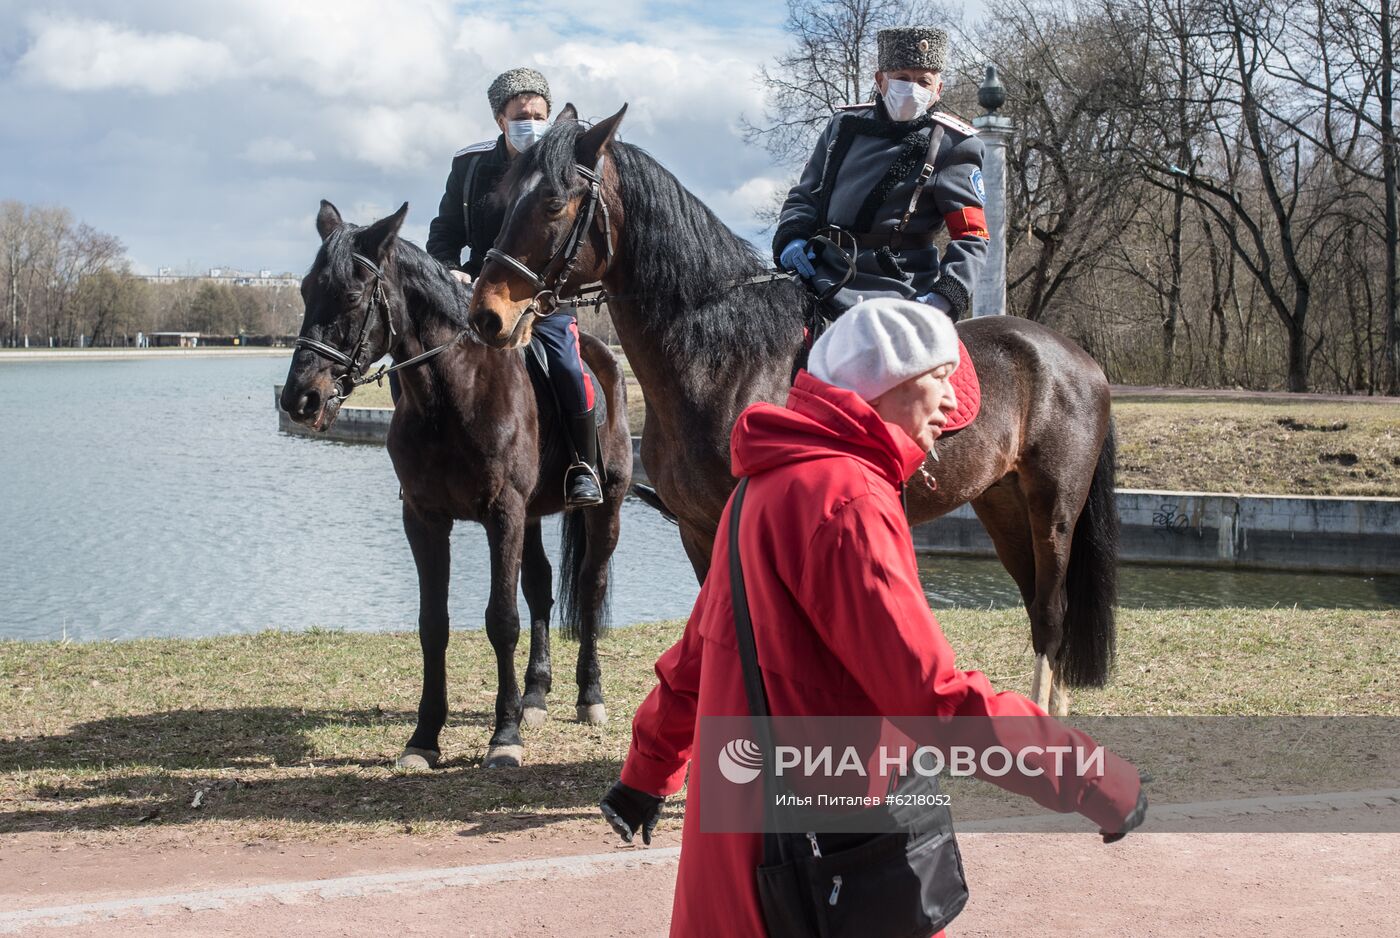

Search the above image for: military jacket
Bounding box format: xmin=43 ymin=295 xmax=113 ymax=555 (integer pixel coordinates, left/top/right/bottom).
xmin=772 ymin=100 xmax=990 ymax=319
xmin=425 ymin=135 xmax=511 ymax=277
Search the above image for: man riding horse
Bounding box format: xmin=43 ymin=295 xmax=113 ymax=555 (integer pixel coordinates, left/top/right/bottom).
xmin=775 ymin=27 xmax=990 ymax=322
xmin=426 ymin=67 xmax=604 ymax=510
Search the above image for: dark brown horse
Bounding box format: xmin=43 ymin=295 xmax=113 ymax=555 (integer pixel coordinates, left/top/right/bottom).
xmin=469 ymin=106 xmax=1118 ymax=715
xmin=281 ymin=200 xmax=632 ymax=768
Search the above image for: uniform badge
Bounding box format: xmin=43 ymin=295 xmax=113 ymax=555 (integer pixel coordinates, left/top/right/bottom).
xmin=970 ymin=169 xmax=986 ymax=204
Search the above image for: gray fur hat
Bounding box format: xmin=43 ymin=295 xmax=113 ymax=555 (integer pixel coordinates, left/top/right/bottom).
xmin=877 ymin=27 xmax=949 ymax=72
xmin=487 ymin=67 xmax=552 ymax=116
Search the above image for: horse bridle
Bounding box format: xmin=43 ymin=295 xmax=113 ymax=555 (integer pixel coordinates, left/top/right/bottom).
xmin=295 ymin=251 xmax=463 ymax=400
xmin=482 ymin=154 xmax=613 ymax=319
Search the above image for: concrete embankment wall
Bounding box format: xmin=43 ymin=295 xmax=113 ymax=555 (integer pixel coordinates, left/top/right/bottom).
xmin=908 ymin=492 xmax=1400 ymax=575
xmin=275 ymin=395 xmax=1400 ymax=574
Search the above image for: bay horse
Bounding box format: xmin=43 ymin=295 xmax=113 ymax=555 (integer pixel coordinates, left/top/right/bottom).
xmin=469 ymin=105 xmax=1118 ymax=714
xmin=280 ymin=200 xmax=632 ymax=768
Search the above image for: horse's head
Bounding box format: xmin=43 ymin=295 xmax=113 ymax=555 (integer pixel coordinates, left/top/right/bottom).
xmin=469 ymin=103 xmax=627 ymax=349
xmin=281 ymin=200 xmax=407 ymax=430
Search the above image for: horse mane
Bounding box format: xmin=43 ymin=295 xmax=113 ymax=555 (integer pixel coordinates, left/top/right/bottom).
xmin=317 ymin=222 xmax=479 ymax=337
xmin=502 ymin=121 xmax=807 ymax=367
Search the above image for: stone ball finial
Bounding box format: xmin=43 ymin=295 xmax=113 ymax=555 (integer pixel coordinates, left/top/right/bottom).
xmin=978 ymin=64 xmax=1007 ymax=114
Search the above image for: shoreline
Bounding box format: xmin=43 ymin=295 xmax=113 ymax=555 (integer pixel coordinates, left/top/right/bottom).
xmin=0 ymin=348 xmax=292 ymax=362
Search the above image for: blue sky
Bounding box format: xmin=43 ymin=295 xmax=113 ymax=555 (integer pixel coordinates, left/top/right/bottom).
xmin=0 ymin=1 xmax=979 ymax=274
xmin=0 ymin=0 xmax=795 ymax=274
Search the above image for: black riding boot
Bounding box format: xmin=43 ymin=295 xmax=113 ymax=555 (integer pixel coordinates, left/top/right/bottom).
xmin=564 ymin=409 xmax=604 ymax=510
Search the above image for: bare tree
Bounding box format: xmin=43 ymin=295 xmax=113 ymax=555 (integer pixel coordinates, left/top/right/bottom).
xmin=742 ymin=0 xmax=954 ymax=168
xmin=957 ymin=0 xmax=1160 ymax=324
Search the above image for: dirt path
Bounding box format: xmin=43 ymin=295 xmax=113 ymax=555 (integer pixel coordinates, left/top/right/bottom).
xmin=4 ymin=804 xmax=1396 ymax=936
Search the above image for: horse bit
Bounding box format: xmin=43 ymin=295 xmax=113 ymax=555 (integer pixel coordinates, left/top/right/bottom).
xmin=482 ymin=155 xmax=614 ymax=318
xmin=295 ymin=252 xmax=466 ymax=403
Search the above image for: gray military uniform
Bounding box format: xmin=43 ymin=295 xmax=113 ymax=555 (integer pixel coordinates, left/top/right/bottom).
xmin=772 ymin=100 xmax=990 ymax=320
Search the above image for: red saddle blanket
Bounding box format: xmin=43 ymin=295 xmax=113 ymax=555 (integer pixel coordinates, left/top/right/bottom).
xmin=943 ymin=339 xmax=981 ymax=433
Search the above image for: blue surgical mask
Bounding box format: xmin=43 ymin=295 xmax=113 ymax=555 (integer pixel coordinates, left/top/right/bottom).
xmin=882 ymin=79 xmax=935 ymax=122
xmin=507 ymin=119 xmax=550 ymax=152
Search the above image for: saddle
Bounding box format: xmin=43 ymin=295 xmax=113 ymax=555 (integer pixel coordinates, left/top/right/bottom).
xmin=942 ymin=339 xmax=981 ymax=433
xmin=521 ymin=336 xmax=608 ymax=475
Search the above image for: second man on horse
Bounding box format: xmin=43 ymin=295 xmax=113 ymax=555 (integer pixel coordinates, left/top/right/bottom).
xmin=426 ymin=67 xmax=604 ymax=509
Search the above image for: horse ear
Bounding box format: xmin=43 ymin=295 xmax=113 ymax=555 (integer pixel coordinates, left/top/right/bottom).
xmin=576 ymin=104 xmax=627 ymax=167
xmin=557 ymin=102 xmax=578 ymax=123
xmin=316 ymin=200 xmax=343 ymax=241
xmin=358 ymin=202 xmax=408 ymax=261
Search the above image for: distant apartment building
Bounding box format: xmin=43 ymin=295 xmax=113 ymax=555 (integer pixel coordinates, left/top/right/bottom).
xmin=138 ymin=267 xmax=300 ymax=288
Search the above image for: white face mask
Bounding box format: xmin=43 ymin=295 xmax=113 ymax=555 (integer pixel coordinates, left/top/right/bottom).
xmin=882 ymin=79 xmax=935 ymax=122
xmin=506 ymin=119 xmax=550 ymax=152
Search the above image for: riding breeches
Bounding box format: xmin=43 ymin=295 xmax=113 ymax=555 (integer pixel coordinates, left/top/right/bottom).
xmin=531 ymin=311 xmax=595 ymax=416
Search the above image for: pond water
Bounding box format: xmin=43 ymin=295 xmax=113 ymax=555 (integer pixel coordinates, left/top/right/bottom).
xmin=1 ymin=355 xmax=1395 ymax=644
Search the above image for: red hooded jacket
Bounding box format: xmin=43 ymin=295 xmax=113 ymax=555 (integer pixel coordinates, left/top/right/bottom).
xmin=621 ymin=371 xmax=1140 ymax=937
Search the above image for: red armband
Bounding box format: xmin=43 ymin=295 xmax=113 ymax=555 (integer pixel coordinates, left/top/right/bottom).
xmin=945 ymin=207 xmax=990 ymax=241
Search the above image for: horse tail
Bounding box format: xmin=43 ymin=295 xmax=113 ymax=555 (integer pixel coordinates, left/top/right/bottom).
xmin=558 ymin=510 xmax=609 ymax=642
xmin=1060 ymin=419 xmax=1119 ymax=688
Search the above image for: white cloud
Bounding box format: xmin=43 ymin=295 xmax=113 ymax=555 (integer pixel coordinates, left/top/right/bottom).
xmin=3 ymin=0 xmax=796 ymax=270
xmin=242 ymin=138 xmax=315 ymax=164
xmin=224 ymin=0 xmax=456 ymax=104
xmin=706 ymin=175 xmax=788 ymax=219
xmin=329 ymin=102 xmax=467 ymax=172
xmin=17 ymin=18 xmax=236 ymax=95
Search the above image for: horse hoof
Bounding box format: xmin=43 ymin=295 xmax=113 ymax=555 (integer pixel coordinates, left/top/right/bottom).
xmin=395 ymin=747 xmax=440 ymax=771
xmin=484 ymin=744 xmax=524 ymax=768
xmin=522 ymin=706 xmax=548 ymax=728
xmin=577 ymin=703 xmax=608 ymax=725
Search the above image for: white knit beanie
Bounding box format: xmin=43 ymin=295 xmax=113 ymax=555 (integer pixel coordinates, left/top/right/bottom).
xmin=807 ymin=297 xmax=960 ymax=402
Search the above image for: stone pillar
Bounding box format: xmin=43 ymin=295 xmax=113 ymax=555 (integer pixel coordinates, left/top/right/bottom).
xmin=971 ymin=65 xmax=1012 ymax=317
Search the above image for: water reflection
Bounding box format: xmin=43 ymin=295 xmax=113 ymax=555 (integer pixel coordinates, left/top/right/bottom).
xmin=919 ymin=554 xmax=1400 ymax=611
xmin=0 ymin=354 xmax=1394 ymax=644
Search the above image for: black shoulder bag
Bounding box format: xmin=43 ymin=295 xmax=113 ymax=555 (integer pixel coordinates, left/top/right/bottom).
xmin=728 ymin=477 xmax=970 ymax=938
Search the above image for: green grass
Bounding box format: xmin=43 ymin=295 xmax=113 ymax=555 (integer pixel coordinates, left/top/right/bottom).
xmin=3 ymin=608 xmax=1396 ymax=841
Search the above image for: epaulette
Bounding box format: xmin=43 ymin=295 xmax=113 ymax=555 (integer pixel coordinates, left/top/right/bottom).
xmin=930 ymin=110 xmax=978 ymax=136
xmin=834 ymin=101 xmax=876 ymax=112
xmin=453 ymin=139 xmax=496 ymax=158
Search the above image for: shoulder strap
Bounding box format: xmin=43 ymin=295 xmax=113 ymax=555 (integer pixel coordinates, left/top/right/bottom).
xmin=889 ymin=123 xmax=946 ymax=254
xmin=929 ymin=109 xmax=978 ymax=136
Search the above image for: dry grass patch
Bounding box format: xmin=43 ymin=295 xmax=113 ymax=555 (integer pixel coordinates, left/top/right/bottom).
xmin=1113 ymin=399 xmax=1400 ymax=497
xmin=2 ymin=608 xmax=1396 ymax=842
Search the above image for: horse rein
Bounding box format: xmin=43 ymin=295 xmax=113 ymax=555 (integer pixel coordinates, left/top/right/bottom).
xmin=294 ymin=251 xmax=464 ymax=402
xmin=482 ymin=155 xmax=614 ymax=319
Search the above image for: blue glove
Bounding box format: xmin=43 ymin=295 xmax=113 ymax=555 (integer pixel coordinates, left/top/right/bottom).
xmin=780 ymin=238 xmax=816 ymax=279
xmin=916 ymin=291 xmax=953 ymax=315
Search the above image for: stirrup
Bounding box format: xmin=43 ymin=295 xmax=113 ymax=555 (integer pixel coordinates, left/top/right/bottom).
xmin=564 ymin=460 xmax=604 ymax=507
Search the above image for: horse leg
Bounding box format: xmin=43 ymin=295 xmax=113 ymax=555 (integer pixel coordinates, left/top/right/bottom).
xmin=970 ymin=483 xmax=1050 ymax=708
xmin=1020 ymin=470 xmax=1088 ymax=717
xmin=569 ymin=500 xmax=622 ymax=725
xmin=520 ymin=519 xmax=554 ymax=728
xmin=482 ymin=501 xmax=527 ymax=768
xmin=400 ymin=505 xmax=454 ymax=770
xmin=677 ymin=521 xmax=715 ymax=584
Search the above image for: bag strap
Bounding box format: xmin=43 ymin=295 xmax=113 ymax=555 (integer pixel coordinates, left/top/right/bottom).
xmin=729 ymin=477 xmax=773 ymax=722
xmin=889 ymin=123 xmax=945 ymax=254
xmin=729 ymin=478 xmax=800 ymax=862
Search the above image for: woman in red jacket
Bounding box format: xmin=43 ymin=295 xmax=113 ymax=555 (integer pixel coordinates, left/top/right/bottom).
xmin=601 ymin=298 xmax=1146 ymax=937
